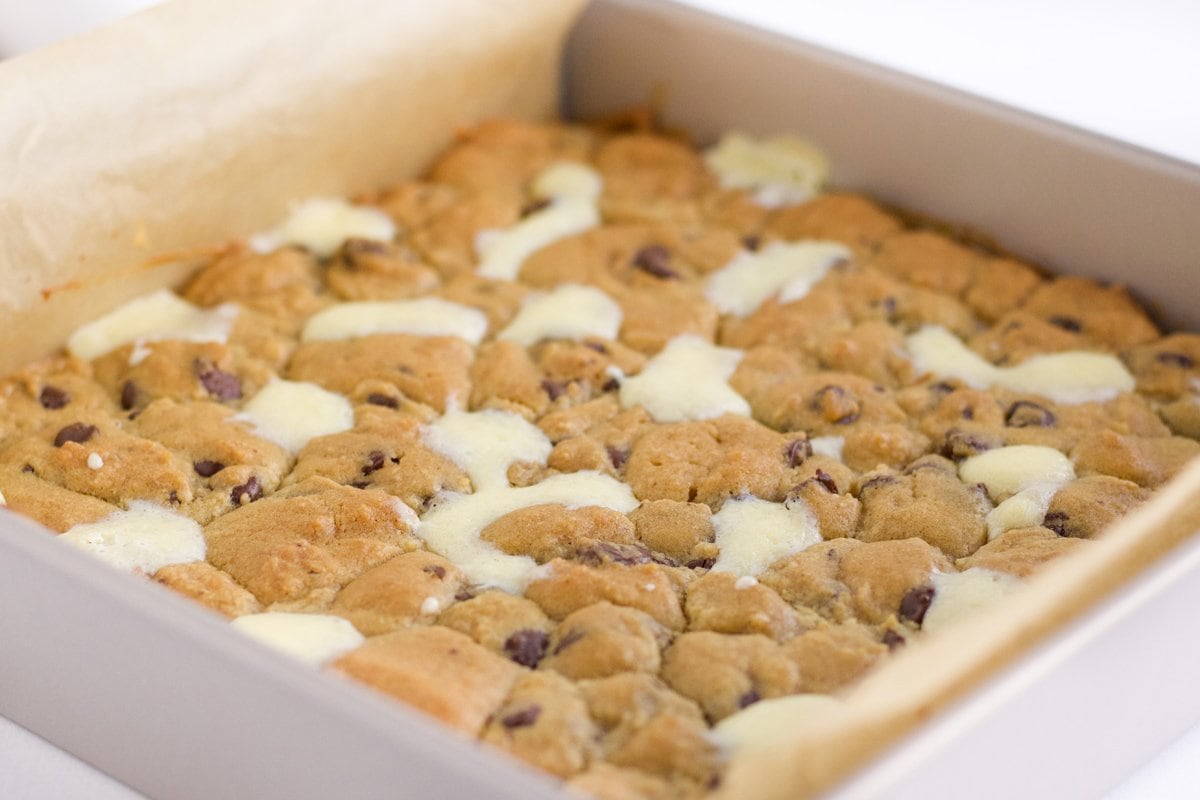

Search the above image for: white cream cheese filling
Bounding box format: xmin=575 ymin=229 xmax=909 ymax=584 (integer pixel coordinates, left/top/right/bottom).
xmin=238 ymin=379 xmax=354 ymax=453
xmin=704 ymin=132 xmax=830 ymax=207
xmin=250 ymin=197 xmax=396 ymax=258
xmin=710 ymin=494 xmax=822 ymax=577
xmin=230 ymin=612 xmax=364 ymax=667
xmin=704 ymin=240 xmax=850 ymax=317
xmin=497 ymin=283 xmax=622 ymax=346
xmin=67 ymin=289 xmax=239 ymax=362
xmin=619 ymin=335 xmax=749 ymax=422
xmin=59 ymin=501 xmax=205 ymax=574
xmin=301 ymin=298 xmax=488 ymax=344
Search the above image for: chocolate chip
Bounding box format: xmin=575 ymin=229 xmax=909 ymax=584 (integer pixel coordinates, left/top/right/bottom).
xmin=366 ymin=393 xmax=399 ymax=409
xmin=607 ymin=446 xmax=629 ymax=470
xmin=520 ymin=197 xmax=552 ymax=218
xmin=601 ymin=377 xmax=620 ymax=392
xmin=858 ymin=474 xmax=897 ymax=493
xmin=541 ymin=379 xmax=567 ymax=401
xmin=686 ymin=556 xmax=716 ymax=570
xmin=53 ymin=423 xmax=97 ymax=447
xmin=21 ymin=464 xmax=34 ymax=474
xmin=349 ymin=480 xmax=370 ymax=490
xmin=631 ymin=244 xmax=679 ymax=280
xmin=583 ymin=341 xmax=609 ymax=354
xmin=882 ymin=630 xmax=906 ymax=650
xmin=785 ymin=438 xmax=811 ymax=467
xmin=552 ymin=628 xmax=585 ymax=655
xmin=1043 ymin=510 xmax=1070 ymax=537
xmin=1004 ymin=400 xmax=1057 ymax=428
xmin=1156 ymin=351 xmax=1195 ymax=369
xmin=940 ymin=428 xmax=995 ymax=460
xmin=811 ymin=385 xmax=860 ymax=425
xmin=38 ymin=385 xmax=70 ymax=410
xmin=576 ymin=541 xmax=673 ymax=568
xmin=362 ymin=450 xmax=386 ymax=476
xmin=899 ymin=585 xmax=936 ymax=626
xmin=1047 ymin=315 xmax=1082 ymax=332
xmin=119 ymin=380 xmax=140 ymax=411
xmin=341 ymin=238 xmax=390 ymax=260
xmin=503 ymin=629 xmax=549 ymax=668
xmin=742 ymin=235 xmax=762 ymax=252
xmin=500 ymin=705 xmax=542 ymax=729
xmin=168 ymin=490 xmax=180 ymax=504
xmin=454 ymin=588 xmax=477 ymax=602
xmin=195 ymin=362 xmax=242 ymax=401
xmin=737 ymin=689 xmax=761 ymax=709
xmin=193 ymin=459 xmax=225 ymax=478
xmin=423 ymin=564 xmax=447 ymax=580
xmin=811 ymin=469 xmax=839 ymax=494
xmin=230 ymin=476 xmax=262 ymax=506
xmin=961 ymin=406 xmax=975 ymax=420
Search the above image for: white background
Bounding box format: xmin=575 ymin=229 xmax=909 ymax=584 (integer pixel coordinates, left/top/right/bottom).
xmin=1 ymin=0 xmax=1198 ymax=797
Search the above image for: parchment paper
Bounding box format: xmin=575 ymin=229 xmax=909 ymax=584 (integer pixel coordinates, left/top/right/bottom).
xmin=0 ymin=0 xmax=587 ymax=372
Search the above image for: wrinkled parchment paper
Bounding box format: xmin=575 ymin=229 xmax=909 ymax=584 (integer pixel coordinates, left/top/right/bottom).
xmin=0 ymin=0 xmax=586 ymax=372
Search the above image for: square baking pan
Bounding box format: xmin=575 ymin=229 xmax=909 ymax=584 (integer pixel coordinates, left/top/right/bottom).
xmin=2 ymin=0 xmax=1200 ymax=798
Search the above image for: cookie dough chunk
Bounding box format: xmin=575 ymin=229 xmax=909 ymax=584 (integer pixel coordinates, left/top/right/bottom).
xmin=1020 ymin=275 xmax=1159 ymax=350
xmin=759 ymin=538 xmax=864 ymax=622
xmin=624 ymin=415 xmax=799 ymax=507
xmin=131 ymin=398 xmax=290 ymax=523
xmin=963 ymin=257 xmax=1043 ymax=323
xmin=1041 ymin=475 xmax=1152 ymax=539
xmin=542 ymin=602 xmax=670 ymax=680
xmin=1 ymin=414 xmax=192 ymax=508
xmin=781 ymin=622 xmax=888 ymax=693
xmin=595 ymin=133 xmax=712 ymax=225
xmin=660 ymin=631 xmax=799 ymax=722
xmin=1124 ymin=333 xmax=1200 ymax=399
xmin=331 ymin=550 xmax=466 ymax=635
xmin=203 ymin=478 xmax=418 ymax=608
xmin=838 ymin=538 xmax=955 ymax=625
xmin=286 ymin=334 xmax=473 ymax=413
xmin=469 ymin=340 xmax=551 ymax=419
xmin=605 ymin=711 xmax=722 ymax=791
xmin=565 ymin=763 xmax=675 ymax=800
xmin=324 ymin=238 xmax=440 ymax=301
xmin=333 ymin=626 xmax=522 ymax=735
xmin=153 ymin=561 xmax=261 ymax=618
xmin=869 ymin=230 xmax=983 ymax=298
xmin=856 ymin=469 xmax=989 ymax=559
xmin=410 ymin=193 xmax=522 ymax=277
xmin=482 ymin=671 xmax=598 ymax=779
xmin=92 ymin=341 xmax=260 ymax=411
xmin=956 ymin=527 xmax=1088 ymax=577
xmin=0 ymin=467 xmax=119 ymax=532
xmin=684 ymin=571 xmax=806 ymax=642
xmin=182 ymin=246 xmax=326 ymax=329
xmin=286 ymin=407 xmax=470 ymax=511
xmin=525 ymin=559 xmax=686 ymax=631
xmin=0 ymin=359 xmax=115 ymax=447
xmin=764 ymin=192 xmax=903 ymax=260
xmin=480 ymin=503 xmax=637 ymax=564
xmin=1071 ymin=431 xmax=1200 ymax=488
xmin=629 ymin=499 xmax=715 ymax=564
xmin=967 ymin=311 xmax=1089 ymax=367
xmin=437 ymin=590 xmax=553 ymax=666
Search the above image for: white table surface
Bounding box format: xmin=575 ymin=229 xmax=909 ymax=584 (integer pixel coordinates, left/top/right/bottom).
xmin=1 ymin=1 xmax=1198 ymax=797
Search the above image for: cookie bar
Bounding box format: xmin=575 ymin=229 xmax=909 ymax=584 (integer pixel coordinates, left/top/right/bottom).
xmin=2 ymin=117 xmax=1197 ymax=799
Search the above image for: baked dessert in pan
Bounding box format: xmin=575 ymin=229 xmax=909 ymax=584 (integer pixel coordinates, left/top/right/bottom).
xmin=2 ymin=116 xmax=1195 ymax=798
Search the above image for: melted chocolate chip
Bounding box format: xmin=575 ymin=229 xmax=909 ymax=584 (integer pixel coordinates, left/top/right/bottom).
xmin=631 ymin=244 xmax=679 ymax=280
xmin=961 ymin=406 xmax=975 ymax=420
xmin=737 ymin=689 xmax=761 ymax=709
xmin=858 ymin=474 xmax=897 ymax=494
xmin=577 ymin=541 xmax=674 ymax=568
xmin=500 ymin=705 xmax=542 ymax=729
xmin=1156 ymin=351 xmax=1195 ymax=369
xmin=230 ymin=476 xmax=262 ymax=506
xmin=366 ymin=393 xmax=399 ymax=409
xmin=454 ymin=588 xmax=477 ymax=602
xmin=503 ymin=629 xmax=549 ymax=668
xmin=899 ymin=585 xmax=936 ymax=626
xmin=541 ymin=379 xmax=567 ymax=401
xmin=520 ymin=197 xmax=552 ymax=218
xmin=607 ymin=446 xmax=629 ymax=470
xmin=741 ymin=234 xmax=762 ymax=252
xmin=1004 ymin=400 xmax=1057 ymax=428
xmin=193 ymin=459 xmax=225 ymax=478
xmin=362 ymin=450 xmax=387 ymax=476
xmin=53 ymin=423 xmax=97 ymax=447
xmin=423 ymin=564 xmax=447 ymax=580
xmin=940 ymin=428 xmax=994 ymax=460
xmin=600 ymin=377 xmax=620 ymax=392
xmin=195 ymin=363 xmax=242 ymax=401
xmin=810 ymin=469 xmax=839 ymax=494
xmin=811 ymin=385 xmax=860 ymax=425
xmin=686 ymin=556 xmax=717 ymax=570
xmin=583 ymin=341 xmax=609 ymax=354
xmin=119 ymin=380 xmax=140 ymax=411
xmin=38 ymin=385 xmax=70 ymax=410
xmin=168 ymin=490 xmax=180 ymax=504
xmin=785 ymin=438 xmax=811 ymax=467
xmin=341 ymin=238 xmax=390 ymax=260
xmin=882 ymin=630 xmax=907 ymax=650
xmin=553 ymin=628 xmax=585 ymax=655
xmin=1047 ymin=315 xmax=1082 ymax=332
xmin=1042 ymin=510 xmax=1070 ymax=537
xmin=349 ymin=480 xmax=370 ymax=489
